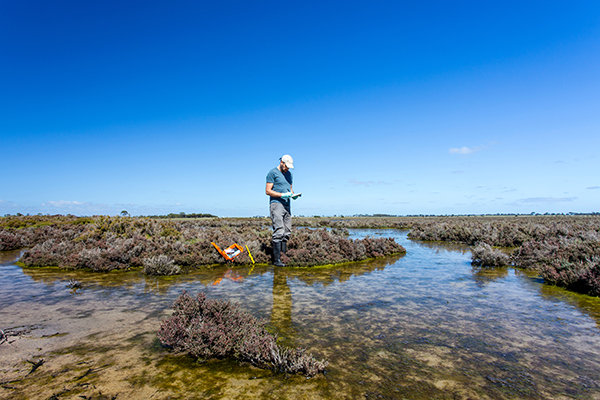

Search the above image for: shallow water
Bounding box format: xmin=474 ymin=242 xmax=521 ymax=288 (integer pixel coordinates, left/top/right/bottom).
xmin=1 ymin=230 xmax=600 ymax=399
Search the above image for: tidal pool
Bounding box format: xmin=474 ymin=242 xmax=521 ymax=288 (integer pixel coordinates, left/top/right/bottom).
xmin=1 ymin=230 xmax=600 ymax=399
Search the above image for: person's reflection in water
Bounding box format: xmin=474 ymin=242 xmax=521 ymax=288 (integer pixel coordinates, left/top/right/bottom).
xmin=271 ymin=267 xmax=294 ymax=346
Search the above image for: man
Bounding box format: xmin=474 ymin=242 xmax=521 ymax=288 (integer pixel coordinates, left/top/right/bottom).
xmin=265 ymin=154 xmax=298 ymax=267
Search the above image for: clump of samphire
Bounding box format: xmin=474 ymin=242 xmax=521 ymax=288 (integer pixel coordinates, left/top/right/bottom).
xmin=157 ymin=291 xmax=328 ymax=377
xmin=471 ymin=242 xmax=510 ymax=267
xmin=143 ymin=255 xmax=181 ymax=275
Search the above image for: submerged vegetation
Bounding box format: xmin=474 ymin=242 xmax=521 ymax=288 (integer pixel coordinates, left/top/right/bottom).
xmin=158 ymin=292 xmax=328 ymax=377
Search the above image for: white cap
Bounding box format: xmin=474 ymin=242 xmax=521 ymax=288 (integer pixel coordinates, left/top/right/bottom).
xmin=280 ymin=154 xmax=294 ymax=169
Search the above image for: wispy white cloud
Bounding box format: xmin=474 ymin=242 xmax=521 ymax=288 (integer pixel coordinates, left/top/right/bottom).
xmin=0 ymin=200 xmax=18 ymax=215
xmin=43 ymin=200 xmax=87 ymax=207
xmin=517 ymin=197 xmax=577 ymax=203
xmin=0 ymin=199 xmax=19 ymax=208
xmin=449 ymin=145 xmax=485 ymax=155
xmin=383 ymin=200 xmax=411 ymax=205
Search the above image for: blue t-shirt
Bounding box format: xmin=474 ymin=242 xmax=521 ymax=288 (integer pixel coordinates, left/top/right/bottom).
xmin=266 ymin=167 xmax=293 ymax=206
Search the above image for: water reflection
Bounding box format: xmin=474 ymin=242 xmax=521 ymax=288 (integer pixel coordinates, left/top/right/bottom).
xmin=409 ymin=239 xmax=472 ymax=255
xmin=271 ymin=267 xmax=293 ymax=345
xmin=470 ymin=265 xmax=510 ymax=287
xmin=0 ymin=248 xmax=24 ymax=265
xmin=18 ymin=253 xmax=403 ymax=294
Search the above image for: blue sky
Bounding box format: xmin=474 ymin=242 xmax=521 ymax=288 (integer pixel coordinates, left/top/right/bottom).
xmin=1 ymin=1 xmax=599 ymax=217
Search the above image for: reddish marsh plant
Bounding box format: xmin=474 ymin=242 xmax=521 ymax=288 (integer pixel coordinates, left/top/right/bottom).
xmin=6 ymin=216 xmax=404 ymax=272
xmin=405 ymin=215 xmax=600 ymax=296
xmin=143 ymin=255 xmax=181 ymax=275
xmin=471 ymin=242 xmax=511 ymax=267
xmin=157 ymin=291 xmax=328 ymax=377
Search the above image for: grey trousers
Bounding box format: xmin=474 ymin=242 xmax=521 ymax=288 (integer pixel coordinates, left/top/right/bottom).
xmin=270 ymin=202 xmax=291 ymax=242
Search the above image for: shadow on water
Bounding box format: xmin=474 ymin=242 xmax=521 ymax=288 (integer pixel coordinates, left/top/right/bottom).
xmin=2 ymin=231 xmax=600 ymax=399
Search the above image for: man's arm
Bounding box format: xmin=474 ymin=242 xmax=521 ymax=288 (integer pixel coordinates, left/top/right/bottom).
xmin=266 ymin=182 xmax=293 ymax=197
xmin=266 ymin=182 xmax=280 ymax=197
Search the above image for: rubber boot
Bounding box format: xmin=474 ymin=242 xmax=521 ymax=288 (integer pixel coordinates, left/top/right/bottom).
xmin=272 ymin=241 xmax=285 ymax=267
xmin=281 ymin=241 xmax=287 ymax=255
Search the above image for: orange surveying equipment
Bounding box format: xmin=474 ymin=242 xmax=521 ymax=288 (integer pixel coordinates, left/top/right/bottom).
xmin=211 ymin=242 xmax=244 ymax=261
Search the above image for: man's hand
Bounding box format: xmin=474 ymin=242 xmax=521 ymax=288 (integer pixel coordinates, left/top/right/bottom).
xmin=281 ymin=192 xmax=292 ymax=199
